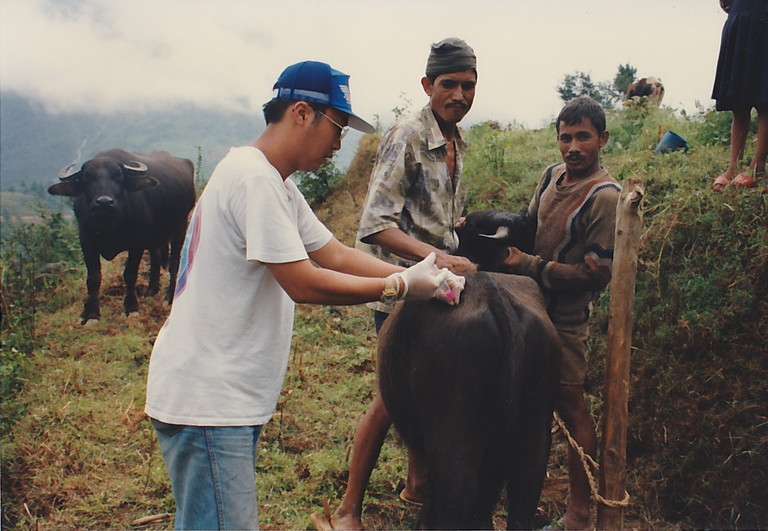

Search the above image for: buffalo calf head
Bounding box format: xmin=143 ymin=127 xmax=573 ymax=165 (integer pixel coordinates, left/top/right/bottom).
xmin=456 ymin=209 xmax=536 ymax=272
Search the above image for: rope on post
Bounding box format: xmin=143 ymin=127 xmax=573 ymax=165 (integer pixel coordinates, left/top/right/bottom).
xmin=553 ymin=412 xmax=630 ymax=509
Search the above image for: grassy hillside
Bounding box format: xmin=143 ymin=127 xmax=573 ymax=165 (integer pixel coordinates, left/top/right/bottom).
xmin=460 ymin=103 xmax=767 ymax=528
xmin=2 ymin=102 xmax=766 ymax=529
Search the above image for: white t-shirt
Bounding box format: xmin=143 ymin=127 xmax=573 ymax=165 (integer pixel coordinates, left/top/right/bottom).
xmin=145 ymin=146 xmax=333 ymax=426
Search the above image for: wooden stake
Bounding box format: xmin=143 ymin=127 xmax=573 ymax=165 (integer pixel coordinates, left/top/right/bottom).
xmin=597 ymin=178 xmax=644 ymax=529
xmin=130 ymin=512 xmax=172 ymax=526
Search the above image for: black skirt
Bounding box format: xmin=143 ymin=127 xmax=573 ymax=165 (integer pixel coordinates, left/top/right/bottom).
xmin=711 ymin=0 xmax=768 ymax=110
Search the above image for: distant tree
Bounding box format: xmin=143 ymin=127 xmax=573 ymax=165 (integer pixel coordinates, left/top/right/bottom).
xmin=595 ymin=81 xmax=621 ymax=109
xmin=613 ymin=63 xmax=637 ymax=95
xmin=557 ymin=63 xmax=638 ymax=110
xmin=557 ymin=72 xmax=600 ymax=103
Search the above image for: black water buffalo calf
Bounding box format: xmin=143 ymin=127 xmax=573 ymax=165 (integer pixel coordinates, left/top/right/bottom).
xmin=377 ymin=209 xmax=559 ymax=529
xmin=455 ymin=209 xmax=535 ymax=272
xmin=378 ymin=273 xmax=560 ymax=529
xmin=48 ymin=148 xmax=195 ymax=324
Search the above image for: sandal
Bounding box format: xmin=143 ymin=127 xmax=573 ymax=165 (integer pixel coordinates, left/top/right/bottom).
xmin=309 ymin=512 xmax=334 ymax=531
xmin=712 ymin=174 xmax=731 ymax=191
xmin=732 ymin=172 xmax=756 ymax=188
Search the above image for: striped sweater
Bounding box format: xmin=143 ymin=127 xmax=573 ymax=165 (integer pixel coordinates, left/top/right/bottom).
xmin=515 ymin=162 xmax=621 ymax=326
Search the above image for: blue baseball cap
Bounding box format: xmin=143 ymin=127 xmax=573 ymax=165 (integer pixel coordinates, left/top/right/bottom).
xmin=273 ymin=60 xmax=375 ymax=134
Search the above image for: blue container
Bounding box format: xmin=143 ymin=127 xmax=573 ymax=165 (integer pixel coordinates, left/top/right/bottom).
xmin=655 ymin=130 xmax=689 ymax=154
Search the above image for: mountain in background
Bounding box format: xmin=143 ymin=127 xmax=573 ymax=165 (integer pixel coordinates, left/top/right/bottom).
xmin=0 ymin=91 xmax=358 ymax=194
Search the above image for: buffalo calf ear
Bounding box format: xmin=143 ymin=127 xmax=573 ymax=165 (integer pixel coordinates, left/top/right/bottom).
xmin=48 ymin=181 xmax=80 ymax=197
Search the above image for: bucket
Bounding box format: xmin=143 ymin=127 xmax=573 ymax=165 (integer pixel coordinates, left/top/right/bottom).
xmin=655 ymin=130 xmax=689 ymax=154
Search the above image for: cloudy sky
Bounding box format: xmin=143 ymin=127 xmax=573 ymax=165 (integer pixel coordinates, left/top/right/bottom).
xmin=1 ymin=0 xmax=727 ymax=129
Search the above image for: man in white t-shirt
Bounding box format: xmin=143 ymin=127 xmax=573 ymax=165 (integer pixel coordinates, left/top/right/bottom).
xmin=144 ymin=60 xmax=466 ymax=531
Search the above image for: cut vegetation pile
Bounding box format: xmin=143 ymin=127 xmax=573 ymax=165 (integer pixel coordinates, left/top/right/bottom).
xmin=2 ymin=103 xmax=766 ymax=529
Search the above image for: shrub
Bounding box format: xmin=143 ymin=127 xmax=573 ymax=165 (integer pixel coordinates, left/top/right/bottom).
xmin=694 ymin=107 xmax=734 ymax=147
xmin=1 ymin=209 xmax=81 ymax=432
xmin=295 ymin=159 xmax=343 ymax=205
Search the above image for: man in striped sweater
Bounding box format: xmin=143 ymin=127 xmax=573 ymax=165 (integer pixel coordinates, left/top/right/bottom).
xmin=504 ymin=96 xmax=621 ymax=530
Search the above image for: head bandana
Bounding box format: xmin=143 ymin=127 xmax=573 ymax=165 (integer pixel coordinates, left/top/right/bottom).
xmin=425 ymin=38 xmax=477 ymax=78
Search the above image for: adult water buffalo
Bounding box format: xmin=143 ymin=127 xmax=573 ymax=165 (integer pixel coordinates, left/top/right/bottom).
xmin=48 ymin=148 xmax=195 ymax=324
xmin=377 ymin=210 xmax=560 ymax=529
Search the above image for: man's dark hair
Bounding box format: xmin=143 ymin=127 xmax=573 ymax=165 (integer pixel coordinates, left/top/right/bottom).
xmin=262 ymin=98 xmax=328 ymax=125
xmin=556 ymin=96 xmax=606 ymax=136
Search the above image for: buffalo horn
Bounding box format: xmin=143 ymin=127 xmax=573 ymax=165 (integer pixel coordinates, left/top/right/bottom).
xmin=58 ymin=163 xmax=79 ymax=180
xmin=123 ymin=161 xmax=148 ymax=173
xmin=478 ymin=226 xmax=510 ymax=240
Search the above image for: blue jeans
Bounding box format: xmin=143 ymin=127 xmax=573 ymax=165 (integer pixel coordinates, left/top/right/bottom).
xmin=152 ymin=419 xmax=263 ymax=530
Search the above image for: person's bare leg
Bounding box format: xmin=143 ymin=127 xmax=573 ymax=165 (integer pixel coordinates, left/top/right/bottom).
xmin=748 ymin=105 xmax=768 ymax=178
xmin=714 ymin=107 xmax=750 ymax=190
xmin=557 ymin=384 xmax=597 ymax=530
xmin=727 ymin=106 xmax=751 ymax=178
xmin=331 ymin=394 xmax=391 ymax=530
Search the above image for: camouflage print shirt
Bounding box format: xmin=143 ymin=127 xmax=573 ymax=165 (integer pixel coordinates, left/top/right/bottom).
xmin=357 ymin=104 xmax=468 ymax=312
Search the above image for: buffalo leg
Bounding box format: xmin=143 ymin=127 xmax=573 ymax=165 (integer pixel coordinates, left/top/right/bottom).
xmin=505 ymin=413 xmax=553 ymax=529
xmin=505 ymin=365 xmax=556 ymax=527
xmin=420 ymin=434 xmax=503 ymax=530
xmin=123 ymin=249 xmax=143 ymax=315
xmin=506 ymin=330 xmax=559 ymax=528
xmin=81 ymin=246 xmax=102 ymax=324
xmin=144 ymin=245 xmax=162 ymax=298
xmin=416 ymin=377 xmax=504 ymax=530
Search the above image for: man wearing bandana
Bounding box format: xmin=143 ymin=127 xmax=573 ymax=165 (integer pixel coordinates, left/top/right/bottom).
xmin=318 ymin=38 xmax=478 ymax=530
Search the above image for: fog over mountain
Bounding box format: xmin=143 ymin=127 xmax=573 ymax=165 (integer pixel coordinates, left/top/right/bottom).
xmin=0 ymin=91 xmax=361 ymax=192
xmin=2 ymin=1 xmax=725 ymax=131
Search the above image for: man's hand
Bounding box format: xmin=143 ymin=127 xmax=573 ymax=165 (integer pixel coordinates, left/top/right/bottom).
xmin=435 ymin=251 xmax=477 ymax=274
xmin=367 ymin=227 xmax=476 ymax=273
xmin=502 ymin=246 xmax=522 ymax=273
xmin=393 ymin=253 xmax=466 ymax=305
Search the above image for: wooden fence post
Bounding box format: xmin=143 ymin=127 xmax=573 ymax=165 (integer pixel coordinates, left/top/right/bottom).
xmin=597 ymin=178 xmax=644 ymax=529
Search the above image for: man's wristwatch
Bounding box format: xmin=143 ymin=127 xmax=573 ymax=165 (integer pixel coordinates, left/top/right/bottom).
xmin=380 ymin=275 xmax=399 ymax=304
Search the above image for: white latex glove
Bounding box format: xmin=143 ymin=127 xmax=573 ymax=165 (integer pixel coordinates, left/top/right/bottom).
xmin=435 ymin=267 xmax=466 ymax=305
xmin=393 ymin=252 xmax=466 ymax=305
